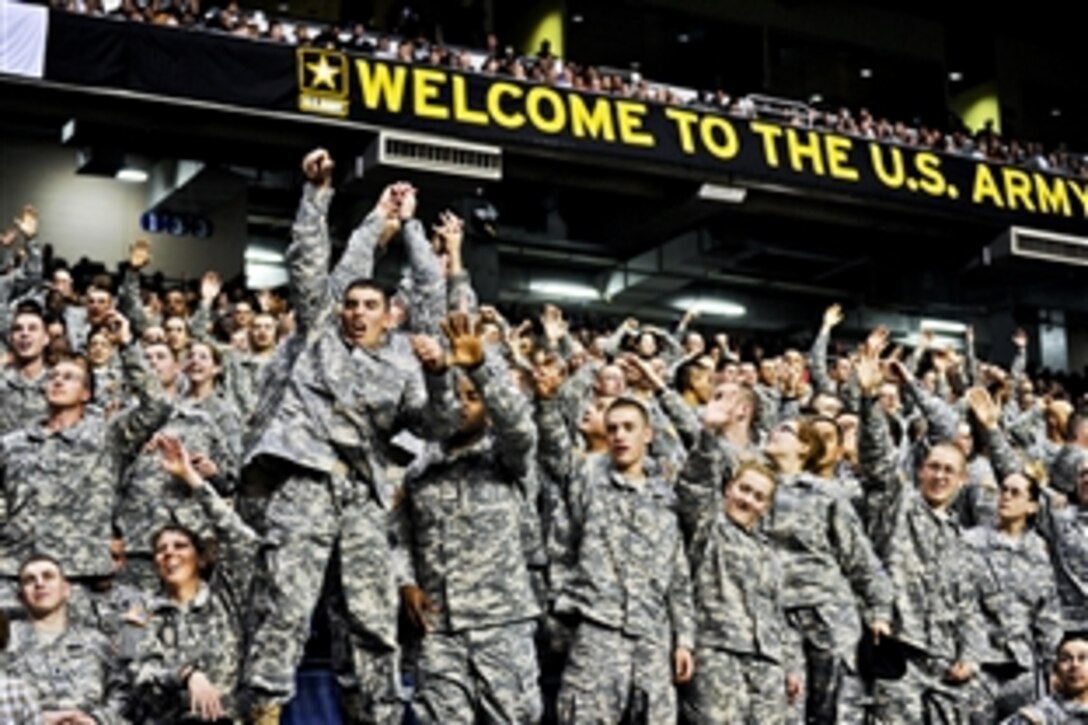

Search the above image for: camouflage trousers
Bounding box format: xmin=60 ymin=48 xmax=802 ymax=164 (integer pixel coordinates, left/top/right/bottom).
xmin=683 ymin=647 xmax=789 ymax=725
xmin=872 ymin=650 xmax=974 ymax=724
xmin=244 ymin=470 xmax=401 ymax=723
xmin=557 ymin=621 xmax=676 ymax=724
xmin=410 ymin=620 xmax=542 ymax=724
xmin=787 ymin=603 xmax=868 ymax=724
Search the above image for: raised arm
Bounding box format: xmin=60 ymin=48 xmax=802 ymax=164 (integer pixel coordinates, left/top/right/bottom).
xmin=809 ymin=303 xmax=843 ymax=395
xmin=106 ymin=312 xmax=172 ymax=459
xmin=399 ymin=195 xmax=447 ymax=335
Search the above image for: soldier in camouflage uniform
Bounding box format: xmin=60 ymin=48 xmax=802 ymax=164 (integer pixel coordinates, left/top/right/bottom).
xmin=762 ymin=416 xmax=894 ymax=724
xmin=0 ymin=301 xmax=49 ymax=437
xmin=126 ymin=435 xmax=258 ymax=723
xmin=394 ymin=313 xmax=542 ymax=723
xmin=553 ymin=397 xmax=696 ymax=724
xmin=0 ymin=310 xmax=170 ymax=608
xmin=3 ymin=555 xmax=127 ymax=724
xmin=957 ymin=387 xmax=1064 ymax=721
xmin=856 ymin=351 xmax=987 ymax=724
xmin=1003 ymin=632 xmax=1088 ymax=724
xmin=675 ymin=399 xmax=803 ymax=724
xmin=243 ymin=151 xmax=452 ymax=723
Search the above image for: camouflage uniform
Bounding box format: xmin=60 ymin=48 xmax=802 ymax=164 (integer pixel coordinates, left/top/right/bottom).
xmin=676 ymin=430 xmax=800 ymax=724
xmin=116 ymin=400 xmax=237 ymax=590
xmin=243 ymin=185 xmax=451 ymax=718
xmin=554 ymin=454 xmax=696 ymax=724
xmin=1003 ymin=694 xmax=1088 ymax=724
xmin=127 ymin=480 xmax=258 ymax=723
xmin=763 ymin=466 xmax=894 ymax=724
xmin=964 ymin=525 xmax=1063 ymax=722
xmin=859 ymin=394 xmax=988 ymax=724
xmin=0 ymin=342 xmax=170 ymax=581
xmin=395 ymin=352 xmax=542 ymax=724
xmin=0 ymin=366 xmax=47 ymax=437
xmin=3 ymin=620 xmax=127 ymax=724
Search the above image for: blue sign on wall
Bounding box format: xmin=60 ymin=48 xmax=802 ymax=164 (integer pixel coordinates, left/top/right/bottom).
xmin=140 ymin=211 xmax=213 ymax=238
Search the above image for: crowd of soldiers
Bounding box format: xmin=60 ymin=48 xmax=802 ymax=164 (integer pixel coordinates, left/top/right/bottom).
xmin=0 ymin=146 xmax=1086 ymax=724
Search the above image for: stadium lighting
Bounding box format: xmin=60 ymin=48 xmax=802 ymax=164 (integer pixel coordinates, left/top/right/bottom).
xmin=698 ymin=183 xmax=747 ymax=204
xmin=529 ymin=280 xmax=600 ymax=301
xmin=860 ymin=68 xmax=873 ymax=79
xmin=571 ymin=14 xmax=583 ymax=23
xmin=673 ymin=297 xmax=746 ymax=318
xmin=115 ymin=167 xmax=148 ymax=183
xmin=948 ymin=71 xmax=963 ymax=82
xmin=809 ymin=93 xmax=823 ymax=104
xmin=920 ymin=318 xmax=967 ymax=334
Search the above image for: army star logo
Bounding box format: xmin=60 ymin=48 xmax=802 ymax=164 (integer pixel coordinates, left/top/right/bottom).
xmin=298 ymin=48 xmax=350 ymax=117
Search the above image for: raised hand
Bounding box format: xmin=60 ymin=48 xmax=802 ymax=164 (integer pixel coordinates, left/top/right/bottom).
xmin=301 ymin=148 xmax=334 ymax=188
xmin=13 ymin=204 xmax=38 ymax=239
xmin=157 ymin=435 xmax=202 ymax=489
xmin=129 ymin=238 xmax=152 ymax=270
xmin=1012 ymin=328 xmax=1028 ymax=348
xmin=822 ymin=303 xmax=844 ymax=331
xmin=540 ymin=304 xmax=567 ymax=344
xmin=410 ymin=334 xmax=447 ymax=373
xmin=440 ymin=313 xmax=484 ymax=369
xmin=531 ymin=354 xmax=566 ymax=399
xmin=855 ymin=345 xmax=884 ymax=395
xmin=200 ymin=270 xmax=221 ymax=304
xmin=965 ymin=386 xmax=1000 ymax=430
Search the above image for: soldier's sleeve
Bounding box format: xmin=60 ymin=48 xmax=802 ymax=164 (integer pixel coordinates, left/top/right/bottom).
xmin=955 ymin=549 xmax=989 ymax=666
xmin=288 ymin=184 xmax=336 ymax=333
xmin=674 ymin=429 xmax=733 ymax=545
xmin=904 ymin=379 xmax=960 ymax=442
xmin=654 ymin=327 xmax=685 ymax=366
xmin=108 ymin=341 xmax=172 ymax=460
xmin=905 ymin=343 xmax=925 ymax=376
xmin=86 ymin=633 xmax=129 ymax=725
xmin=808 ymin=325 xmax=836 ymax=395
xmin=965 ymin=339 xmax=980 ymax=387
xmin=666 ymin=531 xmax=696 ymax=653
xmin=550 ymin=456 xmax=591 ymax=587
xmin=1010 ymin=344 xmax=1028 ymax=386
xmin=656 ymin=388 xmax=702 ymax=451
xmin=469 ymin=351 xmax=536 ymax=480
xmin=447 ymin=269 xmax=479 ymax=315
xmin=859 ymin=394 xmax=904 ymax=499
xmin=981 ymin=424 xmax=1023 ymax=482
xmin=117 ymin=266 xmax=152 ymax=339
xmin=10 ymin=233 xmax=43 ymax=301
xmin=192 ymin=478 xmax=259 ymax=596
xmin=400 ymin=218 xmax=446 ymax=335
xmin=188 ymin=300 xmax=214 ymax=341
xmin=535 ymin=396 xmax=574 ymax=484
xmin=395 ymin=354 xmax=459 ymax=442
xmin=327 ymin=208 xmax=386 ymax=304
xmin=1032 ymin=549 xmax=1064 ymax=669
xmin=600 ymin=322 xmax=629 ymax=358
xmin=827 ymin=496 xmax=894 ymax=625
xmin=193 ymin=478 xmax=259 ymax=550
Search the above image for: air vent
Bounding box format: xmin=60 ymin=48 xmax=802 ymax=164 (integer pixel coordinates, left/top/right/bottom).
xmin=366 ymin=130 xmax=502 ymax=181
xmin=1008 ymin=226 xmax=1088 ymax=267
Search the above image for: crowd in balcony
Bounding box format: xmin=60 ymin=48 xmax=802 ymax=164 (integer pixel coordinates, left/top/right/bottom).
xmin=41 ymin=0 xmax=1088 ymax=180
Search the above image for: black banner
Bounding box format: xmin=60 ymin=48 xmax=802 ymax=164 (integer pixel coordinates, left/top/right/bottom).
xmin=43 ymin=13 xmax=1088 ymax=230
